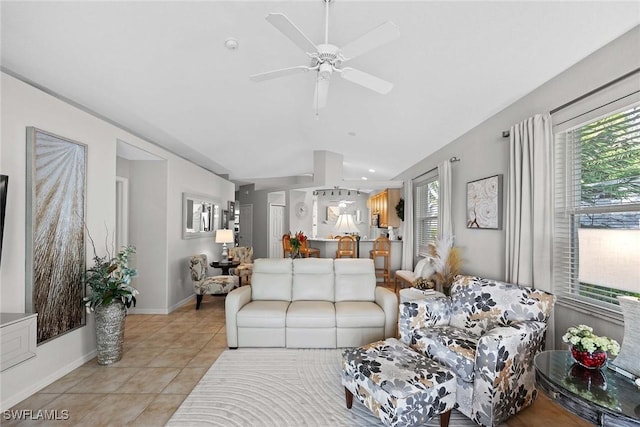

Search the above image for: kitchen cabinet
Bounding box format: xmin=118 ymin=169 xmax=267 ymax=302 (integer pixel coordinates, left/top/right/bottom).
xmin=368 ymin=189 xmax=401 ymax=228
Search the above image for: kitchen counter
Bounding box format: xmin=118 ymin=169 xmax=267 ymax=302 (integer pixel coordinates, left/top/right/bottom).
xmin=306 ymin=238 xmax=403 ymax=273
xmin=309 ymin=237 xmax=404 ymax=243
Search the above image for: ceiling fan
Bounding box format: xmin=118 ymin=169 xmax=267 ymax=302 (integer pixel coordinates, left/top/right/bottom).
xmin=250 ymin=0 xmax=400 ymax=110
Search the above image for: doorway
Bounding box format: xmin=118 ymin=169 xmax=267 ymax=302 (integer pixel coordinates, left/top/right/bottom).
xmin=269 ymin=204 xmax=285 ymax=258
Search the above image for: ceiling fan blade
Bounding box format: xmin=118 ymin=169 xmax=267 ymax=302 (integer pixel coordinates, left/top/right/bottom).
xmin=250 ymin=66 xmax=312 ymax=82
xmin=266 ymin=13 xmax=317 ymax=53
xmin=340 ymin=67 xmax=394 ymax=95
xmin=314 ymin=76 xmax=330 ymax=109
xmin=340 ymin=21 xmax=400 ymax=61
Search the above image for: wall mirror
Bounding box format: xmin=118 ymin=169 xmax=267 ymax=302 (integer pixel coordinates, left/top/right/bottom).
xmin=182 ymin=192 xmax=220 ymax=239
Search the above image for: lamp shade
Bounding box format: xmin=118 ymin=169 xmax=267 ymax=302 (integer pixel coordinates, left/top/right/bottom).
xmin=335 ymin=213 xmax=359 ymax=234
xmin=215 ymin=229 xmax=234 ymax=244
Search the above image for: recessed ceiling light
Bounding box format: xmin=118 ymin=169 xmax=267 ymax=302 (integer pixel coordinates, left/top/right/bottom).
xmin=368 ymin=169 xmax=375 ymax=173
xmin=225 ymin=38 xmax=239 ymax=50
xmin=361 ymin=176 xmax=368 ymax=180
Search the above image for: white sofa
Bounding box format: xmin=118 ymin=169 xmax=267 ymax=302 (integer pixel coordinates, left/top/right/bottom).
xmin=225 ymin=257 xmax=398 ymax=348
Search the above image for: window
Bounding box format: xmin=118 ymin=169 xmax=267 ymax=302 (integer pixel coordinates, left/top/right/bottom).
xmin=414 ymin=175 xmax=439 ymax=257
xmin=554 ymin=103 xmax=640 ymax=318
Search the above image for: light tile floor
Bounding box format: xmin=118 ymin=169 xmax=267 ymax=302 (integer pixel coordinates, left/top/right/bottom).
xmin=5 ymin=292 xmax=593 ymax=426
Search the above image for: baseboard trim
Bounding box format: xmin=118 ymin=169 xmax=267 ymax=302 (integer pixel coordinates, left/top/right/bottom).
xmin=168 ymin=294 xmax=196 ymax=313
xmin=126 ymin=295 xmax=195 ymax=316
xmin=127 ymin=308 xmax=169 ymax=315
xmin=0 ymin=350 xmax=97 ymax=411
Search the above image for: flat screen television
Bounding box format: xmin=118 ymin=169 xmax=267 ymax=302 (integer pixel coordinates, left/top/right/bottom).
xmin=0 ymin=174 xmax=7 ymax=266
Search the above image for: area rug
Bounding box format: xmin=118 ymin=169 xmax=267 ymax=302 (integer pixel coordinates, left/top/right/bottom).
xmin=167 ymin=348 xmax=483 ymax=427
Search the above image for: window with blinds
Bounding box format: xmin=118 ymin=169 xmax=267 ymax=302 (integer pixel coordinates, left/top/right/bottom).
xmin=414 ymin=176 xmax=439 ymax=257
xmin=554 ymin=103 xmax=640 ymax=318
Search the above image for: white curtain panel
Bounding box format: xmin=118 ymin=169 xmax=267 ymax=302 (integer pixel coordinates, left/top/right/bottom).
xmin=505 ymin=113 xmax=553 ymax=289
xmin=401 ymin=179 xmax=414 ymax=270
xmin=438 ymin=160 xmax=453 ymax=240
xmin=506 ymin=113 xmax=555 ymax=347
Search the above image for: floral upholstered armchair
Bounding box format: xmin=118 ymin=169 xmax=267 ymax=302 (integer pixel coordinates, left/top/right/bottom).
xmin=189 ymin=254 xmax=239 ymax=309
xmin=229 ymin=246 xmax=253 ymax=285
xmin=399 ymin=275 xmax=555 ymax=426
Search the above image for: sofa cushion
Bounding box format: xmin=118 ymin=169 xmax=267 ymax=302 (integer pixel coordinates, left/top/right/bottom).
xmin=251 ymin=258 xmax=293 ymax=301
xmin=411 ymin=325 xmax=478 ymax=382
xmin=237 ymin=300 xmax=290 ymax=328
xmin=334 ymin=258 xmax=376 ymax=302
xmin=335 ymin=301 xmax=385 ymax=328
xmin=292 ymin=258 xmax=335 ymax=301
xmin=287 ymin=301 xmax=336 ymax=328
xmin=449 ymin=276 xmax=556 ymax=337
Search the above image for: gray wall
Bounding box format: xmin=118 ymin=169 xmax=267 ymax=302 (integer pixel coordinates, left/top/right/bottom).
xmin=395 ymin=26 xmax=640 ymax=349
xmin=239 ymin=184 xmax=271 ymax=259
xmin=129 ymin=160 xmax=169 ymax=311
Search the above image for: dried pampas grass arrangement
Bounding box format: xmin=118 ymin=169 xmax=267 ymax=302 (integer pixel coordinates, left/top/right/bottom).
xmin=427 ymin=234 xmax=462 ymax=295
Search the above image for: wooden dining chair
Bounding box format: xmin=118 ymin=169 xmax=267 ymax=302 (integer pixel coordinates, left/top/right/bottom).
xmin=282 ymin=234 xmax=293 ymax=258
xmin=336 ymin=235 xmax=356 ymax=258
xmin=299 ymin=238 xmax=320 ymax=258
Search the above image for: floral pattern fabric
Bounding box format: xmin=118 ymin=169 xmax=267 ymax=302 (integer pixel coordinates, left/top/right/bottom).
xmin=342 ymin=338 xmax=456 ymax=427
xmin=229 ymin=246 xmax=253 ymax=283
xmin=190 ymin=254 xmax=239 ymax=295
xmin=398 ymin=275 xmax=555 ymax=426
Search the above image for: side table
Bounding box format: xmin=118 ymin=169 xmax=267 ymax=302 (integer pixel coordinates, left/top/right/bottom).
xmin=210 ymin=260 xmax=240 ymax=276
xmin=399 ymin=288 xmax=445 ymax=304
xmin=534 ymin=350 xmax=640 ymax=426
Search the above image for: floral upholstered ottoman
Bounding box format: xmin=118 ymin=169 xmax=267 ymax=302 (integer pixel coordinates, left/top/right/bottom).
xmin=342 ymin=338 xmax=456 ymax=427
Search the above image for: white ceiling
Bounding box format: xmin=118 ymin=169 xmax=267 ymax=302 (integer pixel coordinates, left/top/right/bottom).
xmin=2 ymin=1 xmax=638 ymax=188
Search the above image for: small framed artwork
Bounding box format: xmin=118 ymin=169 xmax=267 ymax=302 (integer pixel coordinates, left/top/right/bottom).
xmin=228 ymin=200 xmax=235 ymax=214
xmin=326 ymin=206 xmax=340 ymax=222
xmin=467 ymin=174 xmax=503 ymax=229
xmin=222 ymin=210 xmax=229 ymax=229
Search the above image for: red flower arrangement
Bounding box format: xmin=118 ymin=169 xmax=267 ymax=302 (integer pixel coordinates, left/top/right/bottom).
xmin=289 ymin=231 xmax=307 ymax=253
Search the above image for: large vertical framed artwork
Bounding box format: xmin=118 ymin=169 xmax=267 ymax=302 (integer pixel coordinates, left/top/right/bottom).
xmin=26 ymin=128 xmax=87 ymax=344
xmin=466 ymin=174 xmax=503 ymax=229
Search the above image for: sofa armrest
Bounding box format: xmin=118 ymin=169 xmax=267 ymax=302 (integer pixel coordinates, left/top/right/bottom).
xmin=225 ymin=285 xmax=252 ymax=348
xmin=398 ymin=297 xmax=451 ymax=345
xmin=375 ymin=287 xmax=398 ymax=339
xmin=471 ymin=320 xmax=548 ymax=426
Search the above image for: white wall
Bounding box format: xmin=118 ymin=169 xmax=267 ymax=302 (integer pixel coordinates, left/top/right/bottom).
xmin=395 ymin=27 xmax=640 ymax=348
xmin=0 ymin=72 xmax=234 ymax=409
xmin=315 ymin=191 xmax=369 ymax=238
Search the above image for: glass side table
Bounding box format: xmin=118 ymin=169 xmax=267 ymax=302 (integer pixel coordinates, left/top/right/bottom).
xmin=534 ymin=350 xmax=640 ymax=426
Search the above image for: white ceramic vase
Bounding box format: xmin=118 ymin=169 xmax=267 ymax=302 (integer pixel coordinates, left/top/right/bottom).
xmin=610 ymin=296 xmax=640 ymax=377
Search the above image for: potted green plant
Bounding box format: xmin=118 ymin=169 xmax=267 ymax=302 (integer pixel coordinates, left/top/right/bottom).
xmin=84 ymin=240 xmax=138 ymax=365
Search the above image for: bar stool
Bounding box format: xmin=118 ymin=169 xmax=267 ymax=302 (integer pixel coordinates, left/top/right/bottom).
xmin=369 ymin=236 xmax=391 ymax=286
xmin=336 ymin=235 xmax=356 ymax=258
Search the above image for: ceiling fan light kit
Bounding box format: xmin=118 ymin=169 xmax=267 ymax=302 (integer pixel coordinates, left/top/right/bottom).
xmin=250 ymin=0 xmax=400 ymax=111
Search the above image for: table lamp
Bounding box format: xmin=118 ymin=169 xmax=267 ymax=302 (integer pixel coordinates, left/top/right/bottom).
xmin=335 ymin=213 xmax=359 ymax=235
xmin=215 ymin=229 xmax=234 ymax=263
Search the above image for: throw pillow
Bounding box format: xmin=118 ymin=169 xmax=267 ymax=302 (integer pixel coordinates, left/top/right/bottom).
xmin=413 ymin=258 xmax=429 ymax=277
